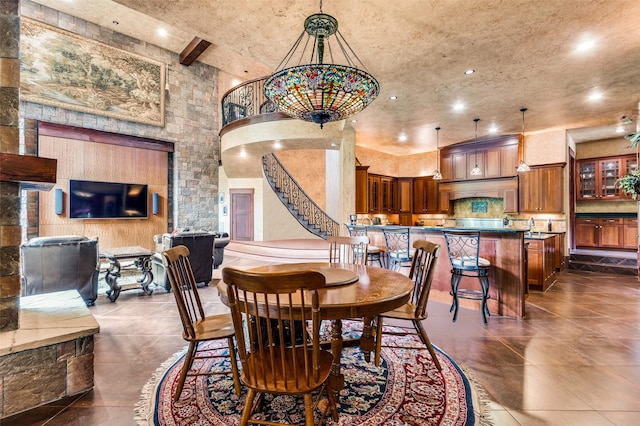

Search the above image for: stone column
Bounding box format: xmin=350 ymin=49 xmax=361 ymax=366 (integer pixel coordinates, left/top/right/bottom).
xmin=0 ymin=0 xmax=22 ymax=331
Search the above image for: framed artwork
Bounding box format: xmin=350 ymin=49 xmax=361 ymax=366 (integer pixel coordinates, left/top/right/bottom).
xmin=20 ymin=17 xmax=166 ymax=127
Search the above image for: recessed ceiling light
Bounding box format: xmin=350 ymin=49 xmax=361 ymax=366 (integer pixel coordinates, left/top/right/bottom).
xmin=588 ymin=92 xmax=603 ymax=101
xmin=157 ymin=28 xmax=168 ymax=37
xmin=331 ymin=143 xmax=337 ymax=147
xmin=453 ymin=102 xmax=465 ymax=111
xmin=398 ymin=134 xmax=408 ymax=142
xmin=576 ymin=39 xmax=596 ymax=52
xmin=616 ymin=126 xmax=625 ymax=133
xmin=273 ymin=141 xmax=282 ymax=149
xmin=464 ymin=69 xmax=475 ymax=75
xmin=240 ymin=149 xmax=247 ymax=157
xmin=488 ymin=125 xmax=498 ymax=133
xmin=389 ymin=96 xmax=398 ymax=100
xmin=351 ymin=119 xmax=357 ymax=123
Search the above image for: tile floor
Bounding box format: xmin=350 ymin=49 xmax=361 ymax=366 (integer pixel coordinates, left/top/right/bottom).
xmin=3 ymin=265 xmax=640 ymax=425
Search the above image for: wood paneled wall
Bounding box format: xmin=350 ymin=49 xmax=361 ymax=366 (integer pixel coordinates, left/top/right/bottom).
xmin=37 ymin=129 xmax=169 ymax=251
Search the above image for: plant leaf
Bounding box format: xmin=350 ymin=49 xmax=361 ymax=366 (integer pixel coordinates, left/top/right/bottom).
xmin=625 ymin=132 xmax=640 ymax=147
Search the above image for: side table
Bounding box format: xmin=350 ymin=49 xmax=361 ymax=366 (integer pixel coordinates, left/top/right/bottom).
xmin=100 ymin=246 xmax=155 ymax=302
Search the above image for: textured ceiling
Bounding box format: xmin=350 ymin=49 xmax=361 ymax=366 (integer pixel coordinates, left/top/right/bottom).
xmin=31 ymin=0 xmax=640 ymax=155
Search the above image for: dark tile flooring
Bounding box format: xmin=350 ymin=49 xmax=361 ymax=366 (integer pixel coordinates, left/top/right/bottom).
xmin=3 ymin=268 xmax=640 ymax=425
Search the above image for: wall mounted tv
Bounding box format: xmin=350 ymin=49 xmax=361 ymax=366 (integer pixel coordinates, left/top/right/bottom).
xmin=69 ymin=180 xmax=148 ymax=219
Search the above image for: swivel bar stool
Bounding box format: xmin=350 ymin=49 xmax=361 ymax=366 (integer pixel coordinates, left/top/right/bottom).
xmin=442 ymin=231 xmax=491 ymax=324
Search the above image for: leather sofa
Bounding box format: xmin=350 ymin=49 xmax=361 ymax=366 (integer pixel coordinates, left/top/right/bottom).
xmin=20 ymin=235 xmax=100 ymax=306
xmin=152 ymin=231 xmax=216 ymax=291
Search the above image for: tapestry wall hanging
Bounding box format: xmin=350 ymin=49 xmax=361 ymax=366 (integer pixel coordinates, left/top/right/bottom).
xmin=20 ymin=17 xmax=165 ymax=127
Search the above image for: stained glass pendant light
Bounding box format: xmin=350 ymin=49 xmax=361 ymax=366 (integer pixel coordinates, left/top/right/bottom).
xmin=516 ymin=107 xmax=531 ymax=172
xmin=470 ymin=118 xmax=482 ymax=176
xmin=433 ymin=127 xmax=443 ymax=180
xmin=263 ymin=1 xmax=379 ymax=128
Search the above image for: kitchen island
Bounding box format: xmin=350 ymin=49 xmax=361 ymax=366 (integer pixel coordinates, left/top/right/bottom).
xmin=364 ymin=225 xmax=528 ymax=319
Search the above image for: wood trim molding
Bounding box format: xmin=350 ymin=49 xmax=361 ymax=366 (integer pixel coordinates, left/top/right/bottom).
xmin=440 ymin=134 xmax=519 ymax=155
xmin=37 ymin=122 xmax=174 ymax=152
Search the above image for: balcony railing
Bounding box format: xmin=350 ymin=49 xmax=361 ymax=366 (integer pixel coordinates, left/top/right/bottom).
xmin=221 ymin=76 xmax=277 ymax=127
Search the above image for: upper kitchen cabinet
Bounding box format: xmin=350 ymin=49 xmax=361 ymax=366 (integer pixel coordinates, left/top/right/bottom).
xmin=380 ymin=176 xmax=398 ymax=213
xmin=519 ymin=164 xmax=564 ymax=213
xmin=576 ymin=155 xmax=637 ymax=201
xmin=412 ymin=176 xmax=438 ymax=213
xmin=439 ymin=135 xmax=519 ymax=182
xmin=355 ymin=166 xmax=369 ymax=214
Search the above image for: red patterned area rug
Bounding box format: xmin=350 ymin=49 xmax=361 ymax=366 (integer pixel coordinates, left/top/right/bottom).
xmin=136 ymin=323 xmax=491 ymax=425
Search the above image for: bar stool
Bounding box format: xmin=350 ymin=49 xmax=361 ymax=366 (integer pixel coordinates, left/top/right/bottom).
xmin=442 ymin=231 xmax=491 ymax=324
xmin=345 ymin=224 xmax=384 ymax=267
xmin=382 ymin=227 xmax=412 ymax=272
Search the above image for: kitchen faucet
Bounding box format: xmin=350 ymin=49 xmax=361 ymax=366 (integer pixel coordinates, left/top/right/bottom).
xmin=528 ymin=217 xmax=535 ymax=228
xmin=361 ymin=217 xmax=372 ymax=225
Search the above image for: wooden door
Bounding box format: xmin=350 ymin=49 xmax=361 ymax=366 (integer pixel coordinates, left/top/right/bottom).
xmin=599 ymin=218 xmax=623 ymax=248
xmin=526 ymin=240 xmax=543 ymax=286
xmin=440 ymin=154 xmax=453 ymax=181
xmin=425 ymin=178 xmax=438 ymax=212
xmin=539 ymin=166 xmax=563 ymax=213
xmin=466 ymin=151 xmax=484 ymax=180
xmin=452 ymin=153 xmax=467 ymax=181
xmin=575 ymin=218 xmax=598 ymax=247
xmin=599 ymin=158 xmax=622 ymax=199
xmin=485 ymin=148 xmax=501 ymax=178
xmin=412 ymin=177 xmax=426 ymax=213
xmin=577 ymin=160 xmax=598 ymax=200
xmin=518 ymin=168 xmax=538 ymax=212
xmin=398 ymin=178 xmax=412 ymax=213
xmin=623 ymin=218 xmax=638 ymax=249
xmin=368 ymin=175 xmax=380 ymax=213
xmin=230 ymin=189 xmax=254 ymax=241
xmin=500 ymin=144 xmax=518 ymax=177
xmin=355 ymin=166 xmax=369 ymax=214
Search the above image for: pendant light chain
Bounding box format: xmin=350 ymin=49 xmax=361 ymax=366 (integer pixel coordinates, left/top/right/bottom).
xmin=433 ymin=127 xmax=443 ymax=180
xmin=470 ymin=118 xmax=482 ymax=176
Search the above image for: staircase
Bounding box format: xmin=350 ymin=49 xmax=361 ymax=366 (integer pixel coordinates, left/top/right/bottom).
xmin=262 ymin=153 xmax=339 ymax=239
xmin=568 ymin=249 xmax=638 ymax=275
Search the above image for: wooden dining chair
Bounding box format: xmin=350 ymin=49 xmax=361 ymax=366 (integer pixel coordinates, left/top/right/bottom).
xmin=162 ymin=245 xmax=241 ymax=401
xmin=327 ymin=235 xmax=369 ymax=265
xmin=345 ymin=224 xmax=384 ymax=267
xmin=221 ymin=267 xmax=338 ymax=426
xmin=374 ymin=240 xmax=442 ymax=371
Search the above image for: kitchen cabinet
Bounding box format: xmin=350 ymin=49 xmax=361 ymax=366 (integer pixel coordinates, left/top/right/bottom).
xmin=526 ymin=235 xmax=556 ymax=291
xmin=355 ymin=166 xmax=369 ymax=214
xmin=398 ymin=178 xmax=413 ymax=225
xmin=367 ymin=175 xmax=380 ymax=213
xmin=575 ymin=217 xmax=624 ymax=248
xmin=519 ymin=164 xmax=564 ymax=213
xmin=367 ymin=174 xmax=397 ymax=214
xmin=576 ymin=155 xmax=637 ymax=201
xmin=380 ymin=176 xmax=398 ymax=213
xmin=553 ymin=233 xmax=566 ymax=271
xmin=440 ymin=139 xmax=519 ymax=182
xmin=412 ymin=176 xmax=438 ymax=213
xmin=623 ymin=217 xmax=638 ymax=250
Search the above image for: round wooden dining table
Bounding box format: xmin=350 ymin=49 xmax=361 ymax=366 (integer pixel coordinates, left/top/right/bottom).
xmin=218 ymin=262 xmax=414 ymax=413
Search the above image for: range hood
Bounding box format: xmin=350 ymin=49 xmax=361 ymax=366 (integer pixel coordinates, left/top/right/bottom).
xmin=438 ymin=177 xmax=518 ymax=213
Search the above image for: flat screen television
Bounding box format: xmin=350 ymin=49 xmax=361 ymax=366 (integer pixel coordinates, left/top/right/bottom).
xmin=69 ymin=180 xmax=148 ymax=219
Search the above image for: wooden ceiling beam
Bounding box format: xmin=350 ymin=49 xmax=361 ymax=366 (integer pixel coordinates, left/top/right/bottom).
xmin=179 ymin=37 xmax=212 ymax=66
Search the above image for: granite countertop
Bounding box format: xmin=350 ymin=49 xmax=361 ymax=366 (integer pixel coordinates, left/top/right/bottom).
xmin=362 ymin=225 xmax=525 ymax=233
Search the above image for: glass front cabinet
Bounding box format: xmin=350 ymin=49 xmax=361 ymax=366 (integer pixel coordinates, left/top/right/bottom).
xmin=577 ymin=155 xmax=636 ymax=201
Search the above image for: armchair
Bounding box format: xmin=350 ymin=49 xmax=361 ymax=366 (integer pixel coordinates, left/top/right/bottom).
xmin=20 ymin=235 xmax=100 ymax=306
xmin=152 ymin=231 xmax=216 ymax=291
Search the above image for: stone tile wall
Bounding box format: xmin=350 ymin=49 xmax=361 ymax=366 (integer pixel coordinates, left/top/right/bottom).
xmin=0 ymin=336 xmax=94 ymax=418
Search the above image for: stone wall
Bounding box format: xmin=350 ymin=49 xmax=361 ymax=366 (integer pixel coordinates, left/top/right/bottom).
xmin=0 ymin=336 xmax=94 ymax=418
xmin=19 ymin=0 xmax=221 ymax=232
